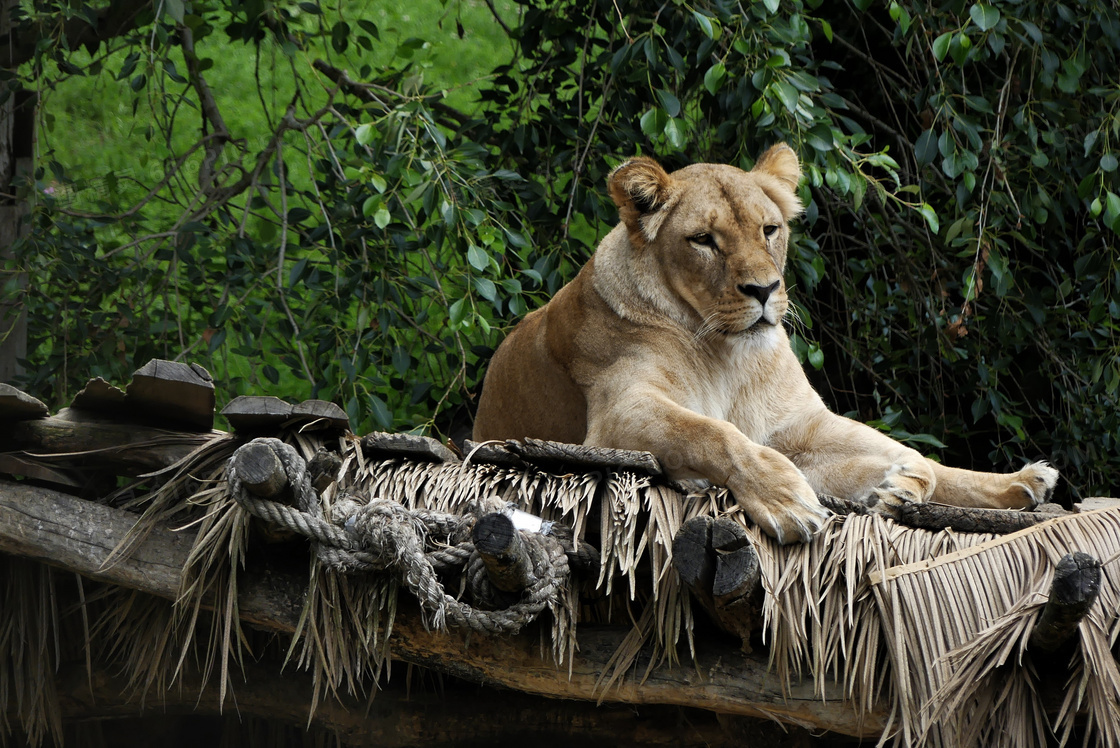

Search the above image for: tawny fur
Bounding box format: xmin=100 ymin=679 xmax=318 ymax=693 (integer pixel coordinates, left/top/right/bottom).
xmin=473 ymin=145 xmax=1058 ymax=543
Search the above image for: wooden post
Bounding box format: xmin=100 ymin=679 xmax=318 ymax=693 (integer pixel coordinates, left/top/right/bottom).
xmin=1028 ymin=552 xmax=1102 ymax=652
xmin=673 ymin=516 xmax=762 ymax=651
xmin=472 ymin=512 xmax=534 ymax=593
xmin=232 ymin=440 xmax=289 ymax=499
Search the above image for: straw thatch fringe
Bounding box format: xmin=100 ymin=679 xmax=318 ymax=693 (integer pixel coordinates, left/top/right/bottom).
xmin=869 ymin=509 xmax=1120 ymax=748
xmin=0 ymin=558 xmax=63 ymax=746
xmin=22 ymin=432 xmax=1113 ymax=747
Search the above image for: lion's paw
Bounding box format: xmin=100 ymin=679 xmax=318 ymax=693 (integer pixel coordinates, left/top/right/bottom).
xmin=735 ymin=464 xmax=831 ymax=544
xmin=862 ymin=462 xmax=935 ymax=510
xmin=1009 ymin=461 xmax=1059 ymax=508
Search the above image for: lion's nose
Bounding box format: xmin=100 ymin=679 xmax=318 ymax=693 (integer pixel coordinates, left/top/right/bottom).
xmin=738 ymin=280 xmax=780 ymax=305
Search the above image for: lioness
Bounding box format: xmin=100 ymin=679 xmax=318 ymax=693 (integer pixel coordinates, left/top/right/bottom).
xmin=473 ymin=144 xmax=1058 ymax=543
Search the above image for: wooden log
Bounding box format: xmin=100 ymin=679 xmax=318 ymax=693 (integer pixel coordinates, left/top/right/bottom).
xmin=507 ymin=438 xmax=662 ymax=475
xmin=894 ymin=501 xmax=1054 ymax=534
xmin=290 ymin=399 xmax=349 ymax=431
xmin=0 ymin=409 xmax=224 ymax=476
xmin=672 ymin=515 xmax=716 ymax=593
xmin=221 ymin=396 xmax=294 ymax=431
xmin=361 ymin=432 xmax=459 ymax=463
xmin=1074 ymin=497 xmax=1120 ymax=513
xmin=125 ymin=359 xmax=215 ymax=431
xmin=0 ymin=382 xmax=48 ymax=420
xmin=1028 ymin=552 xmax=1102 ymax=652
xmin=672 ymin=516 xmax=761 ymax=651
xmin=231 ymin=440 xmax=289 ymax=499
xmin=0 ymin=478 xmax=885 ymax=737
xmin=472 ymin=512 xmax=533 ymax=594
xmin=44 ymin=662 xmax=763 ymax=748
xmin=711 ymin=520 xmax=761 ymax=612
xmin=461 ymin=439 xmax=528 ymax=468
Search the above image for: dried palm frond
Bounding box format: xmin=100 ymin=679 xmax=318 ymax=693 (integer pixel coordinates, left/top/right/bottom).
xmin=870 ymin=508 xmax=1120 ymax=748
xmin=286 ymin=563 xmax=399 ymax=717
xmin=100 ymin=430 xmax=333 ymax=710
xmin=83 ymin=431 xmax=1120 ymax=747
xmin=88 ymin=587 xmax=184 ymax=700
xmin=0 ymin=558 xmax=62 ymax=747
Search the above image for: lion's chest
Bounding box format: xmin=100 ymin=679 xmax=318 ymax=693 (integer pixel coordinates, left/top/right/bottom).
xmin=679 ymin=335 xmax=795 ymax=444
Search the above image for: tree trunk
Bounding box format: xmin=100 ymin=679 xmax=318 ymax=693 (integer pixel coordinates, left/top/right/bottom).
xmin=0 ymin=0 xmax=33 ymax=383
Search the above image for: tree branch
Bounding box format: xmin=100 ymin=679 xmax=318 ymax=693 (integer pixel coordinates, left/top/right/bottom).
xmin=1 ymin=0 xmax=149 ymax=70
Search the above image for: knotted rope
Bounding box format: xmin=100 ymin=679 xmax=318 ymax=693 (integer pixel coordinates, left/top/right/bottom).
xmin=227 ymin=438 xmax=572 ymax=635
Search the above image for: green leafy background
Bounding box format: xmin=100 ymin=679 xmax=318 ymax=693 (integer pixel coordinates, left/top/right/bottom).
xmin=7 ymin=0 xmax=1120 ymax=500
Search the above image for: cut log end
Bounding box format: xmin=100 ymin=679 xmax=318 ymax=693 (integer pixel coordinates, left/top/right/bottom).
xmin=232 ymin=441 xmax=289 ymax=499
xmin=1029 ymin=552 xmax=1102 ymax=652
xmin=472 ymin=512 xmax=533 ymax=594
xmin=673 ymin=516 xmax=761 ymax=651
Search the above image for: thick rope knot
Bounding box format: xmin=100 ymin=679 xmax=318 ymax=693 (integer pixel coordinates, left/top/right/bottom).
xmin=226 ymin=437 xmax=577 ymax=636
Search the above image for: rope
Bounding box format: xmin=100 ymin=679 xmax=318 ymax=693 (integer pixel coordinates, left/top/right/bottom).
xmin=227 ymin=438 xmax=575 ymax=635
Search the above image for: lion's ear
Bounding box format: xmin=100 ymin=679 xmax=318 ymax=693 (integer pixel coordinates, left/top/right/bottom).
xmin=608 ymin=157 xmax=677 ymax=246
xmin=752 ymin=143 xmax=802 ymax=220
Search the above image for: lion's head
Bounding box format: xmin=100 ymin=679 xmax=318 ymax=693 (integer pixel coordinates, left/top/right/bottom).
xmin=603 ymin=144 xmax=802 ymax=343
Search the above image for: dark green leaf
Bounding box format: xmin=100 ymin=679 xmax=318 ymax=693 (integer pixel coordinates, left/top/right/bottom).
xmin=969 ymin=4 xmax=1000 ymax=32
xmin=915 ymin=129 xmax=938 ymax=165
xmin=932 ymin=32 xmax=952 ymax=61
xmin=655 ymin=89 xmax=681 ymax=118
xmin=703 ymin=63 xmax=726 ymax=95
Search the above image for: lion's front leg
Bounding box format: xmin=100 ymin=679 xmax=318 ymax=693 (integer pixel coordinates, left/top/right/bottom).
xmin=774 ymin=410 xmax=1059 ymax=511
xmin=774 ymin=411 xmax=937 ymax=508
xmin=798 ymin=453 xmax=937 ymax=510
xmin=929 ymin=461 xmax=1058 ymax=509
xmin=586 ymin=389 xmax=829 ymax=544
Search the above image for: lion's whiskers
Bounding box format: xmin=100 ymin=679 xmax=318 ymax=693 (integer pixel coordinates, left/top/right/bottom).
xmin=693 ymin=310 xmax=727 ymax=343
xmin=783 ymin=301 xmax=807 ymax=335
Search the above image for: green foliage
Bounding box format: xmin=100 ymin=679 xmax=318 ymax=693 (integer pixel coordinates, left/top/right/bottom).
xmin=6 ymin=0 xmax=1120 ymax=496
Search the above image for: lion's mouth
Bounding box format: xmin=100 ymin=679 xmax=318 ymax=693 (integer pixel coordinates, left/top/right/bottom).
xmin=733 ymin=316 xmax=776 ymax=335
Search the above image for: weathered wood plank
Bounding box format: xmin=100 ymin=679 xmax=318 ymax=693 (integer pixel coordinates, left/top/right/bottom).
xmin=1075 ymin=497 xmax=1120 ymax=513
xmin=221 ymin=395 xmax=294 ymax=431
xmin=461 ymin=439 xmax=527 ymax=468
xmin=894 ymin=501 xmax=1054 ymax=534
xmin=290 ymin=399 xmax=349 ymax=431
xmin=0 ymin=382 xmax=48 ymax=420
xmin=507 ymin=438 xmax=662 ymax=475
xmin=0 ymin=478 xmax=885 ymax=738
xmin=0 ymin=480 xmax=193 ymax=593
xmin=126 ymin=359 xmax=215 ymax=430
xmin=1 ymin=409 xmax=225 ymax=475
xmin=361 ymin=432 xmax=459 ymax=463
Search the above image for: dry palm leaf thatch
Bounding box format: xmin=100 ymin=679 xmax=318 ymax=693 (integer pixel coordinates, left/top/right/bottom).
xmin=111 ymin=433 xmax=1120 ymax=746
xmin=0 ymin=558 xmax=63 ymax=747
xmin=869 ymin=509 xmax=1120 ymax=748
xmin=111 ymin=430 xmax=335 ymax=707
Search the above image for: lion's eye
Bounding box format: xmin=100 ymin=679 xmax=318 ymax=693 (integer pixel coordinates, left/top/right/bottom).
xmin=763 ymin=224 xmax=780 ymax=238
xmin=689 ymin=233 xmax=716 ymax=248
